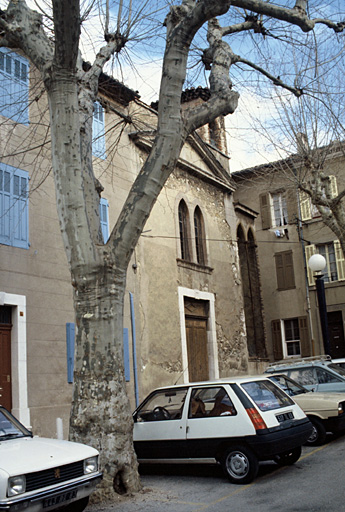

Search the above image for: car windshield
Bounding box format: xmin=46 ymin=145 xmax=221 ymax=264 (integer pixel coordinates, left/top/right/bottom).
xmin=268 ymin=375 xmax=309 ymax=396
xmin=328 ymin=364 xmax=345 ymax=377
xmin=241 ymin=380 xmax=294 ymax=411
xmin=0 ymin=407 xmax=32 ymax=440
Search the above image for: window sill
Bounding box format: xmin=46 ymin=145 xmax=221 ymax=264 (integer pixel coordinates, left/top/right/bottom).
xmin=309 ymin=279 xmax=345 ymax=290
xmin=177 ymin=259 xmax=213 ymax=274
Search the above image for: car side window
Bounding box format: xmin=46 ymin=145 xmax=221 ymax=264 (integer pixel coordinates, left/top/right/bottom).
xmin=316 ymin=368 xmax=342 ymax=383
xmin=289 ymin=368 xmax=318 ymax=386
xmin=135 ymin=388 xmax=188 ymax=422
xmin=189 ymin=387 xmax=236 ymax=419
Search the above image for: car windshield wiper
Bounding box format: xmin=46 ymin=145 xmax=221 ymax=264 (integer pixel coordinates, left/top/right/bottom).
xmin=0 ymin=432 xmax=28 ymax=439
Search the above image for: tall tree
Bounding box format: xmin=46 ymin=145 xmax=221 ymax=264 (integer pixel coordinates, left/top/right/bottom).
xmin=0 ymin=0 xmax=344 ymax=497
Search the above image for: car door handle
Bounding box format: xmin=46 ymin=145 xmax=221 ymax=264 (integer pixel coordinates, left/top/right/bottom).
xmin=186 ymin=426 xmax=190 ymax=433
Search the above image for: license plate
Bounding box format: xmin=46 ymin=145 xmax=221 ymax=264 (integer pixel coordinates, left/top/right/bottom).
xmin=276 ymin=411 xmax=294 ymax=423
xmin=43 ymin=489 xmax=77 ymax=508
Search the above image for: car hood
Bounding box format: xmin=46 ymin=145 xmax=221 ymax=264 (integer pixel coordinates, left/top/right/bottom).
xmin=293 ymin=391 xmax=345 ymax=411
xmin=0 ymin=436 xmax=98 ymax=476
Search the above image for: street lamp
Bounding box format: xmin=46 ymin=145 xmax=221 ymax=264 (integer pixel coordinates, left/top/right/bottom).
xmin=308 ymin=254 xmax=331 ymax=356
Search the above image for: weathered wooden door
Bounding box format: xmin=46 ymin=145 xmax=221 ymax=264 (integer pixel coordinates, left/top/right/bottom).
xmin=328 ymin=311 xmax=345 ymax=358
xmin=0 ymin=325 xmax=12 ymax=411
xmin=185 ymin=299 xmax=209 ymax=382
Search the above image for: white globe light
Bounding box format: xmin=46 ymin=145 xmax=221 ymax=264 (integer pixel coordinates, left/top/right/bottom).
xmin=308 ymin=254 xmax=326 ymax=272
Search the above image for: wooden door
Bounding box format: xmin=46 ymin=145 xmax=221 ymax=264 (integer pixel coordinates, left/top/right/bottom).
xmin=0 ymin=326 xmax=12 ymax=411
xmin=328 ymin=311 xmax=345 ymax=358
xmin=185 ymin=317 xmax=209 ymax=382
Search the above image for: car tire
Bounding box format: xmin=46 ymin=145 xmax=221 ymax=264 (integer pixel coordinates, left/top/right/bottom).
xmin=62 ymin=497 xmax=89 ymax=512
xmin=273 ymin=446 xmax=301 ymax=466
xmin=221 ymin=445 xmax=259 ymax=484
xmin=306 ymin=417 xmax=327 ymax=446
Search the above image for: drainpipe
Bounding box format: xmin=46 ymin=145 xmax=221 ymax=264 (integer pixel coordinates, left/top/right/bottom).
xmin=296 ymin=186 xmax=315 ymax=355
xmin=129 ymin=292 xmax=139 ymax=407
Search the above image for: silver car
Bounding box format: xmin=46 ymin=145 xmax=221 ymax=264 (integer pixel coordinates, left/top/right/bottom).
xmin=265 ymin=356 xmax=345 ymax=393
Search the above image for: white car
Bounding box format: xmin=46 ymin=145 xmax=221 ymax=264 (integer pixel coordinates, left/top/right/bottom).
xmin=0 ymin=406 xmax=102 ymax=512
xmin=133 ymin=376 xmax=312 ymax=484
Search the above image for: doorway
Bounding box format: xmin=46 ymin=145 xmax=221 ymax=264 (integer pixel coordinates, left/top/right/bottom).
xmin=328 ymin=311 xmax=345 ymax=358
xmin=184 ymin=298 xmax=209 ymax=382
xmin=0 ymin=306 xmax=12 ymax=410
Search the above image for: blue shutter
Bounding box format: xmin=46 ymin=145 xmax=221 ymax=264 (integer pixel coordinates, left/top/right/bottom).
xmin=0 ymin=48 xmax=29 ymax=124
xmin=66 ymin=323 xmax=75 ymax=383
xmin=99 ymin=197 xmax=109 ymax=243
xmin=92 ymin=101 xmax=106 ymax=159
xmin=0 ymin=163 xmax=29 ymax=249
xmin=123 ymin=328 xmax=130 ymax=382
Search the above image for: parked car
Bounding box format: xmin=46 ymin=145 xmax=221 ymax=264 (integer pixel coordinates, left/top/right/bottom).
xmin=267 ymin=374 xmax=345 ymax=445
xmin=133 ymin=376 xmax=312 ymax=484
xmin=265 ymin=355 xmax=345 ymax=393
xmin=332 ymin=358 xmax=345 ymax=370
xmin=0 ymin=406 xmax=102 ymax=512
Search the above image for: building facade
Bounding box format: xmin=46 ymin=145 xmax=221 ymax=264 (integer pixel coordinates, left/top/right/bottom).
xmin=0 ymin=50 xmax=266 ymax=437
xmin=233 ymin=151 xmax=345 ymax=364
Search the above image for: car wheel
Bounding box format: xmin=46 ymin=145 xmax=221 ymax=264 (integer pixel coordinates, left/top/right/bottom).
xmin=221 ymin=445 xmax=259 ymax=484
xmin=62 ymin=497 xmax=89 ymax=512
xmin=274 ymin=446 xmax=301 ymax=466
xmin=306 ymin=417 xmax=327 ymax=446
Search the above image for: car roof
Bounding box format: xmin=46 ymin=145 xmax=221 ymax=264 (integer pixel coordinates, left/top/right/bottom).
xmin=266 ymin=355 xmax=332 ymax=371
xmin=149 ymin=375 xmax=273 ymax=392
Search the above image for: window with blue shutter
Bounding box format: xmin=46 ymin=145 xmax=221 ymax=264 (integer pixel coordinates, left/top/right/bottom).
xmin=92 ymin=101 xmax=106 ymax=159
xmin=0 ymin=49 xmax=29 ymax=124
xmin=99 ymin=197 xmax=109 ymax=243
xmin=66 ymin=322 xmax=75 ymax=384
xmin=66 ymin=323 xmax=130 ymax=382
xmin=0 ymin=163 xmax=29 ymax=249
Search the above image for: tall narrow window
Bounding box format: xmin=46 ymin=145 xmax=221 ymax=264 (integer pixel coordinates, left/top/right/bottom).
xmin=92 ymin=101 xmax=106 ymax=159
xmin=99 ymin=197 xmax=109 ymax=243
xmin=194 ymin=206 xmax=206 ymax=265
xmin=178 ymin=200 xmax=191 ymax=261
xmin=284 ymin=318 xmax=301 ymax=356
xmin=0 ymin=163 xmax=29 ymax=249
xmin=0 ymin=49 xmax=29 ymax=124
xmin=317 ymin=243 xmax=338 ymax=282
xmin=272 ymin=192 xmax=288 ymax=227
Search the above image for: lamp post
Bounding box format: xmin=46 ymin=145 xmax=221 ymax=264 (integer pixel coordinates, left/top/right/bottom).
xmin=308 ymin=254 xmax=331 ymax=356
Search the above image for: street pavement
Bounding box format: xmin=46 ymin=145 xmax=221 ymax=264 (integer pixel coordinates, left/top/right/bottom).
xmin=88 ymin=433 xmax=345 ymax=512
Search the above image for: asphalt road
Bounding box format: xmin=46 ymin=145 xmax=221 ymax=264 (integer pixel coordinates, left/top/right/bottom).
xmin=88 ymin=433 xmax=345 ymax=512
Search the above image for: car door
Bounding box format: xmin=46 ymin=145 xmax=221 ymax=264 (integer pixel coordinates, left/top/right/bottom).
xmin=185 ymin=385 xmax=249 ymax=459
xmin=133 ymin=387 xmax=189 ymax=460
xmin=287 ymin=367 xmax=319 ymax=391
xmin=315 ymin=367 xmax=345 ymax=392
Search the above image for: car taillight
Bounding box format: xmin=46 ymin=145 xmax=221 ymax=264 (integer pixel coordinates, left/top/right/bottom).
xmin=246 ymin=407 xmax=267 ymax=430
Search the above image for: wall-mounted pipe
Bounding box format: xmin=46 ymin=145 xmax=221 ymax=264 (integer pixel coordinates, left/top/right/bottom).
xmin=129 ymin=292 xmax=139 ymax=407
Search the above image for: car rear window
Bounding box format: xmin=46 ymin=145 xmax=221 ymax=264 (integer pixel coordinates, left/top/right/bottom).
xmin=241 ymin=380 xmax=294 ymax=411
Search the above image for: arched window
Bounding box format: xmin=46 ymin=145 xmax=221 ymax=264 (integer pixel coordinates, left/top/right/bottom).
xmin=178 ymin=200 xmax=191 ymax=261
xmin=194 ymin=206 xmax=206 ymax=265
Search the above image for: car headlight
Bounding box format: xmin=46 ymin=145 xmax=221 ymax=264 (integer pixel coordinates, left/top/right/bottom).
xmin=7 ymin=475 xmax=26 ymax=497
xmin=338 ymin=402 xmax=345 ymax=414
xmin=84 ymin=456 xmax=98 ymax=474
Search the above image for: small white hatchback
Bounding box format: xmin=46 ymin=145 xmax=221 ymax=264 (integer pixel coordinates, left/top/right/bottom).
xmin=133 ymin=376 xmax=312 ymax=484
xmin=0 ymin=406 xmax=102 ymax=512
